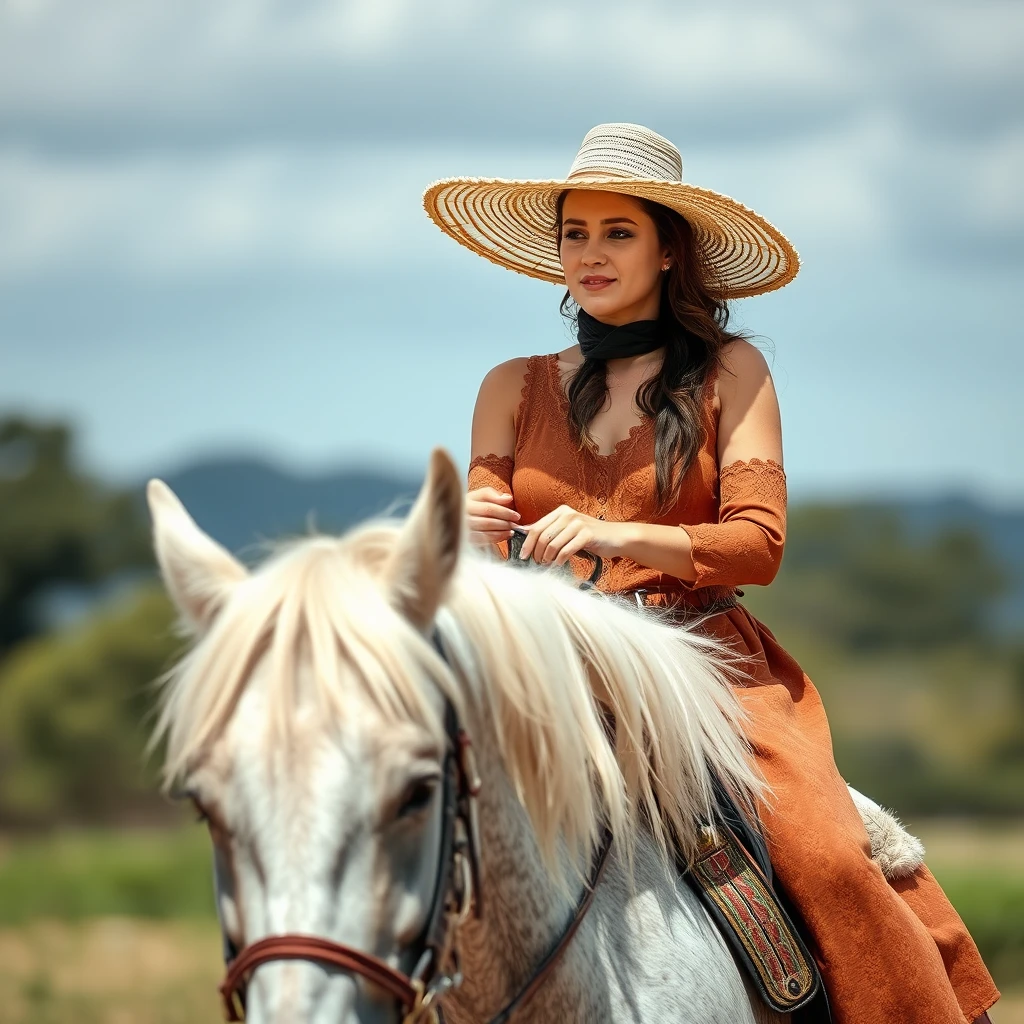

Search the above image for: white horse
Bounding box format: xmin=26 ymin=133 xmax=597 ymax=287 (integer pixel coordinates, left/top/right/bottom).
xmin=147 ymin=449 xmax=923 ymax=1024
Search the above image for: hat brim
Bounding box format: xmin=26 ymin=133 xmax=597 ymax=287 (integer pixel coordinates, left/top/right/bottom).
xmin=422 ymin=176 xmax=799 ymax=299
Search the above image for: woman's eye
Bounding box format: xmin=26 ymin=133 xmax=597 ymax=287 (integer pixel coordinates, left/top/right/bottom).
xmin=398 ymin=778 xmax=439 ymax=818
xmin=608 ymin=229 xmax=633 ymax=239
xmin=563 ymin=229 xmax=585 ymax=241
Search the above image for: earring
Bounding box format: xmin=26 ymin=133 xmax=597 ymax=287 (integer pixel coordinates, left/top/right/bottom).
xmin=662 ymin=264 xmax=671 ymax=272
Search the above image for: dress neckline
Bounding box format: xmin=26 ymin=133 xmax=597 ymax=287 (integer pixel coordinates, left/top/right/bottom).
xmin=544 ymin=353 xmax=650 ymax=461
xmin=542 ymin=352 xmax=718 ymax=462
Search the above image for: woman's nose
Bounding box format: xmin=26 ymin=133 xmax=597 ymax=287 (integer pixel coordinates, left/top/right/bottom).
xmin=581 ymin=237 xmax=606 ymax=265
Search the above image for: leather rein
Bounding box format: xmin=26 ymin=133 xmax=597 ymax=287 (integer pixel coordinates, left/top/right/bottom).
xmin=214 ymin=623 xmax=614 ymax=1023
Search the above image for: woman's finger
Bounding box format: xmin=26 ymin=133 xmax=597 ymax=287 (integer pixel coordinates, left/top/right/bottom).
xmin=553 ymin=531 xmax=591 ymax=567
xmin=468 ymin=521 xmax=516 ymax=537
xmin=532 ymin=515 xmax=574 ymax=564
xmin=538 ymin=521 xmax=581 ymax=564
xmin=467 ymin=501 xmax=520 ymax=523
xmin=468 ymin=487 xmax=515 ymax=505
xmin=518 ymin=512 xmax=558 ymax=561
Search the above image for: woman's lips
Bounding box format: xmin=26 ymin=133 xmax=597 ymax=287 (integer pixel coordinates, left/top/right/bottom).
xmin=581 ymin=276 xmax=615 ymax=291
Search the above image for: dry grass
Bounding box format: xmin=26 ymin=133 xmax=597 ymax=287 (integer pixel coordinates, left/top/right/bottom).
xmin=912 ymin=818 xmax=1024 ymax=877
xmin=996 ymin=992 xmax=1024 ymax=1023
xmin=0 ymin=918 xmax=223 ymax=1024
xmin=0 ymin=820 xmax=1021 ymax=1021
xmin=0 ymin=918 xmax=1020 ymax=1023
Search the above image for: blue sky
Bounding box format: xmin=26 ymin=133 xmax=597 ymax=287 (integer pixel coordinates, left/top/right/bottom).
xmin=0 ymin=0 xmax=1022 ymax=504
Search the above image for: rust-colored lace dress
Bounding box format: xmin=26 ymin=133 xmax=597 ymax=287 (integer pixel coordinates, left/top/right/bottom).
xmin=467 ymin=353 xmax=999 ymax=1024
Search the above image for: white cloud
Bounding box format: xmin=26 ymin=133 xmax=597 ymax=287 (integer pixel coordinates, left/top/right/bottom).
xmin=970 ymin=128 xmax=1024 ymax=232
xmin=692 ymin=112 xmax=906 ymax=249
xmin=2 ymin=107 xmax=1018 ymax=283
xmin=1 ymin=0 xmax=1018 ymax=146
xmin=0 ymin=146 xmax=420 ymax=278
xmin=0 ymin=132 xmax=901 ymax=281
xmin=0 ymin=141 xmax=580 ymax=280
xmin=0 ymin=0 xmax=1020 ymax=281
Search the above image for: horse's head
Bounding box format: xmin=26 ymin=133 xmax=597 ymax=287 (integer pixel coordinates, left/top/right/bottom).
xmin=147 ymin=450 xmax=470 ymax=1024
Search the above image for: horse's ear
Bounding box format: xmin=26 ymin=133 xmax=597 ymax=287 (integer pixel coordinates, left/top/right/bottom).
xmin=146 ymin=478 xmax=248 ymax=634
xmin=388 ymin=448 xmax=464 ymax=629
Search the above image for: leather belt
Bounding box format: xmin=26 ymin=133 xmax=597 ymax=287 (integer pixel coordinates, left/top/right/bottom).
xmin=624 ymin=585 xmax=742 ymax=617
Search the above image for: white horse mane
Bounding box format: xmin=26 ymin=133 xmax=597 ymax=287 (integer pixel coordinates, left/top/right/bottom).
xmin=153 ymin=517 xmax=766 ymax=884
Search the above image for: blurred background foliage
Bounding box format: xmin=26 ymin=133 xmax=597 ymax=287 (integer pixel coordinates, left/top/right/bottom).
xmin=744 ymin=503 xmax=1024 ymax=818
xmin=0 ymin=419 xmax=152 ymax=657
xmin=0 ymin=413 xmax=1022 ymax=1010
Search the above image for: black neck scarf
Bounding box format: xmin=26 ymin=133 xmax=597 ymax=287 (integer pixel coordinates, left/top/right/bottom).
xmin=576 ymin=306 xmax=666 ymax=361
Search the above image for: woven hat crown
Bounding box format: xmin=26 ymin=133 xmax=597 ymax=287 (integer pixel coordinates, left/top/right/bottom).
xmin=568 ymin=123 xmax=683 ymax=183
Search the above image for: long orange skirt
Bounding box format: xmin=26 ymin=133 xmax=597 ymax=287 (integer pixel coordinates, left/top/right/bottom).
xmin=687 ymin=603 xmax=1000 ymax=1024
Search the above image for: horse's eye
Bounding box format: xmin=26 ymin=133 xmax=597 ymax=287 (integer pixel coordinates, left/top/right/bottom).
xmin=398 ymin=777 xmax=439 ymax=818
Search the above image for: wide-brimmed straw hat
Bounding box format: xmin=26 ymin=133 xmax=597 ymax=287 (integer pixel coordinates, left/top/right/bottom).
xmin=422 ymin=122 xmax=799 ymax=299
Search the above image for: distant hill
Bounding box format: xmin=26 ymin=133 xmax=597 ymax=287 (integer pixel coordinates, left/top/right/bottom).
xmin=126 ymin=456 xmax=1023 ymax=632
xmin=148 ymin=457 xmax=422 ymax=558
xmin=37 ymin=457 xmax=425 ymax=633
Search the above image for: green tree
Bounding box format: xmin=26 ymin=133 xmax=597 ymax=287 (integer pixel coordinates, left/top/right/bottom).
xmin=0 ymin=417 xmax=151 ymax=654
xmin=758 ymin=505 xmax=1007 ymax=652
xmin=0 ymin=585 xmax=182 ymax=826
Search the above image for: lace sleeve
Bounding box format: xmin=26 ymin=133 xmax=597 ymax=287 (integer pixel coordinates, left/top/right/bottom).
xmin=680 ymin=458 xmax=787 ymax=588
xmin=467 ymin=454 xmax=516 ymax=560
xmin=468 ymin=453 xmax=514 ymax=495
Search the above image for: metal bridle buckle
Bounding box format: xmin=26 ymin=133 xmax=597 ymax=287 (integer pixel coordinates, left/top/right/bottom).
xmin=223 ymin=987 xmax=245 ymax=1023
xmin=404 ymin=978 xmax=441 ymax=1024
xmin=405 ymin=948 xmax=463 ymax=1024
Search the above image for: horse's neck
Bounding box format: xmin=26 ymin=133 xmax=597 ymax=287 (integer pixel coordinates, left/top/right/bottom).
xmin=445 ymin=735 xmax=602 ymax=1023
xmin=443 ymin=723 xmax=784 ymax=1024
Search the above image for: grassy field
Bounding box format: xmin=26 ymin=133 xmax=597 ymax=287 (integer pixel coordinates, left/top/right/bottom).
xmin=0 ymin=918 xmax=223 ymax=1024
xmin=0 ymin=917 xmax=1020 ymax=1024
xmin=0 ymin=820 xmax=1020 ymax=1022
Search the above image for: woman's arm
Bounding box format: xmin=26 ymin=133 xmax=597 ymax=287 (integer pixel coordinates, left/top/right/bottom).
xmin=616 ymin=339 xmax=785 ymax=582
xmin=522 ymin=341 xmax=787 ymax=586
xmin=466 ymin=358 xmax=528 ymax=548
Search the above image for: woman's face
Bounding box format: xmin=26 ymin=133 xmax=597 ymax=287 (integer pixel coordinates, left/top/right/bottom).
xmin=558 ymin=190 xmax=670 ymax=326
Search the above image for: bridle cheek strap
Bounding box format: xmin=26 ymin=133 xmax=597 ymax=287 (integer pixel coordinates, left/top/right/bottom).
xmin=216 ymin=690 xmax=479 ymax=1024
xmin=215 ymin=621 xmax=609 ymax=1023
xmin=219 ymin=935 xmax=420 ymax=1022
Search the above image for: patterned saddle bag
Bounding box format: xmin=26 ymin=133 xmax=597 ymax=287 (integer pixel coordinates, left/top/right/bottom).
xmin=682 ymin=782 xmax=832 ymax=1021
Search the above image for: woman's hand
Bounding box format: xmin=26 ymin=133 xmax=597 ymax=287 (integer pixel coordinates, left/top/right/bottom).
xmin=518 ymin=505 xmax=629 ymax=565
xmin=467 ymin=486 xmax=520 ymax=547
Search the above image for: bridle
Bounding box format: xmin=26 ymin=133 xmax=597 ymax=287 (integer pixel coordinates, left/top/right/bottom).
xmin=213 ymin=548 xmax=613 ymax=1023
xmin=217 ymin=692 xmax=486 ymax=1023
xmin=216 ymin=677 xmax=613 ymax=1024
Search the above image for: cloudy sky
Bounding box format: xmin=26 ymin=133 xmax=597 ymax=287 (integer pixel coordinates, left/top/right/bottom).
xmin=1 ymin=0 xmax=1022 ymax=504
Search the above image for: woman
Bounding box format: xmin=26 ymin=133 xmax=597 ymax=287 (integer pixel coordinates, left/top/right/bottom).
xmin=422 ymin=123 xmax=998 ymax=1023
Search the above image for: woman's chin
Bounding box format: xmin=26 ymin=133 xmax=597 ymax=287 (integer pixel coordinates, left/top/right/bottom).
xmin=573 ymin=291 xmax=628 ymax=319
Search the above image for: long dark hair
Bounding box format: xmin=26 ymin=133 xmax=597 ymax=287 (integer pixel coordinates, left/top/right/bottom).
xmin=555 ymin=191 xmax=754 ymax=509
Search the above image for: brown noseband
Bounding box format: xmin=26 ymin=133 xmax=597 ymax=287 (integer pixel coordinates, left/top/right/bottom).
xmin=220 ymin=936 xmax=421 ymax=1021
